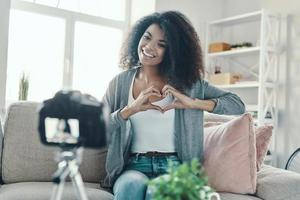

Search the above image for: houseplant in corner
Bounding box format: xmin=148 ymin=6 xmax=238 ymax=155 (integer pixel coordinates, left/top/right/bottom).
xmin=18 ymin=72 xmax=29 ymax=101
xmin=148 ymin=159 xmax=220 ymax=200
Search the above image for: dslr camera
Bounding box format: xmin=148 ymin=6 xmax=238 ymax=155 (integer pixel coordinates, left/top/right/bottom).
xmin=38 ymin=90 xmax=109 ymax=149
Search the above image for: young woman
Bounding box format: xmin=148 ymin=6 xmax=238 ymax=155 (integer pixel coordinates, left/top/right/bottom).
xmin=101 ymin=11 xmax=245 ymax=200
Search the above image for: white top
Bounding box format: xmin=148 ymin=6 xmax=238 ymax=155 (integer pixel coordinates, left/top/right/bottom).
xmin=128 ymin=71 xmax=175 ymax=153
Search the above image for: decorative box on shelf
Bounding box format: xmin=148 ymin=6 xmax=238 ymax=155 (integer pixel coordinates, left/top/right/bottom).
xmin=208 ymin=42 xmax=231 ymax=53
xmin=209 ymin=73 xmax=241 ymax=85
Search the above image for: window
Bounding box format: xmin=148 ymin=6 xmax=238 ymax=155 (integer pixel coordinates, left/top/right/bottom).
xmin=6 ymin=9 xmax=65 ymax=103
xmin=73 ymin=22 xmax=122 ymax=99
xmin=2 ymin=0 xmax=128 ymax=110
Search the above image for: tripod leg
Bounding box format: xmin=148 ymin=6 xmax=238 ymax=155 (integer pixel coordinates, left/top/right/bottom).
xmin=50 ymin=181 xmax=66 ymax=200
xmin=69 ymin=162 xmax=88 ymax=200
xmin=51 ymin=162 xmax=70 ymax=200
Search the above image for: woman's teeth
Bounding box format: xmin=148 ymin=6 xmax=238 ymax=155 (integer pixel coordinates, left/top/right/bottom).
xmin=143 ymin=50 xmax=155 ymax=58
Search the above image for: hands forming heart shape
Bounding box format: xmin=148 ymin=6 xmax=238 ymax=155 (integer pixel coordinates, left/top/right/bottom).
xmin=129 ymin=84 xmax=195 ymax=114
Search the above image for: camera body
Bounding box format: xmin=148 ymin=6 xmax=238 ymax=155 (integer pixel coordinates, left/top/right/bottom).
xmin=38 ymin=90 xmax=108 ymax=148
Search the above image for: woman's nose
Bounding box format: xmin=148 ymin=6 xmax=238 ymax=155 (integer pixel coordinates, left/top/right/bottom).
xmin=145 ymin=41 xmax=156 ymax=50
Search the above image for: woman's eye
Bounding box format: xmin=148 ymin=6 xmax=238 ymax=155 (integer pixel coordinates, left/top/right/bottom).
xmin=158 ymin=43 xmax=166 ymax=48
xmin=143 ymin=35 xmax=150 ymax=40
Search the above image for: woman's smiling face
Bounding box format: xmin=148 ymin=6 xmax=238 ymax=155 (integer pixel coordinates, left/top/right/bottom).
xmin=138 ymin=24 xmax=167 ymax=67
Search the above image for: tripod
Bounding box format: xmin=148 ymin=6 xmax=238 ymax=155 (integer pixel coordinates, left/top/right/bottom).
xmin=50 ymin=147 xmax=88 ymax=200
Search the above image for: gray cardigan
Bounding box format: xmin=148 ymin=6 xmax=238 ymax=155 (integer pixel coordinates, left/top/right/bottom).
xmin=101 ymin=67 xmax=245 ymax=187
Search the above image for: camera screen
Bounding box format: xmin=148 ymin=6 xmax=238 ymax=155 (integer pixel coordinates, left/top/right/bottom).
xmin=45 ymin=117 xmax=79 ymax=144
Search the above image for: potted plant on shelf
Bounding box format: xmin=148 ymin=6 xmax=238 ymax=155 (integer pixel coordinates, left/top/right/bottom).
xmin=148 ymin=159 xmax=220 ymax=200
xmin=18 ymin=72 xmax=29 ymax=101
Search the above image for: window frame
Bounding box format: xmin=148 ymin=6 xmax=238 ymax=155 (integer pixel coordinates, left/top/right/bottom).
xmin=0 ymin=0 xmax=11 ymax=121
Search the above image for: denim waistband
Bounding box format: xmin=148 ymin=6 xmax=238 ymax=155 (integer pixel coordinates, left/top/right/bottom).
xmin=130 ymin=151 xmax=177 ymax=157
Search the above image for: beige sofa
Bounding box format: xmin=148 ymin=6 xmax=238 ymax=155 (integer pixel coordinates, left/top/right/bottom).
xmin=0 ymin=102 xmax=299 ymax=200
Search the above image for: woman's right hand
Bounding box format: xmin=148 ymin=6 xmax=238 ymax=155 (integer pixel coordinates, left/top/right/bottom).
xmin=120 ymin=86 xmax=163 ymax=120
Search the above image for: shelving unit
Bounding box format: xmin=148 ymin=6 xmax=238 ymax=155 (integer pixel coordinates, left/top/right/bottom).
xmin=205 ymin=9 xmax=281 ymax=166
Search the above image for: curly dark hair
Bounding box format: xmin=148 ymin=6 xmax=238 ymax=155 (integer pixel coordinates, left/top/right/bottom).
xmin=119 ymin=10 xmax=204 ymax=90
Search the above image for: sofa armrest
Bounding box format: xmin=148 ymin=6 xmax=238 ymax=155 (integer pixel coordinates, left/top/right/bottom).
xmin=256 ymin=164 xmax=300 ymax=200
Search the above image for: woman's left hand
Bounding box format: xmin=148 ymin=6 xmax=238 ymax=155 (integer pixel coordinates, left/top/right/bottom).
xmin=161 ymin=84 xmax=195 ymax=112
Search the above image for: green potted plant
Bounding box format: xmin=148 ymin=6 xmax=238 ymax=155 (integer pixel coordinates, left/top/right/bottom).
xmin=18 ymin=72 xmax=29 ymax=101
xmin=148 ymin=159 xmax=220 ymax=200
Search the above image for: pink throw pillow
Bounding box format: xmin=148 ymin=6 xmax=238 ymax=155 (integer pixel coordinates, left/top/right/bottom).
xmin=204 ymin=121 xmax=223 ymax=128
xmin=255 ymin=125 xmax=273 ymax=170
xmin=204 ymin=118 xmax=273 ymax=171
xmin=203 ymin=113 xmax=257 ymax=194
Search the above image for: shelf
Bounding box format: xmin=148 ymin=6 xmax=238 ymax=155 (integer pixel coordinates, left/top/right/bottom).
xmin=208 ymin=47 xmax=260 ymax=57
xmin=216 ymin=81 xmax=259 ymax=89
xmin=209 ymin=10 xmax=262 ymax=26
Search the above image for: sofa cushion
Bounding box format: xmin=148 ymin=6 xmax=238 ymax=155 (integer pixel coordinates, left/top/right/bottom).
xmin=2 ymin=102 xmax=107 ymax=183
xmin=0 ymin=182 xmax=113 ymax=200
xmin=219 ymin=192 xmax=262 ymax=200
xmin=256 ymin=164 xmax=300 ymax=200
xmin=203 ymin=113 xmax=257 ymax=194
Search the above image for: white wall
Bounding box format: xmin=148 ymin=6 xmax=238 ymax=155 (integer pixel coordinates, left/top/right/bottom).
xmin=0 ymin=0 xmax=11 ymax=121
xmin=155 ymin=0 xmax=225 ymax=51
xmin=223 ymin=0 xmax=261 ymax=17
xmin=130 ymin=0 xmax=156 ymax=25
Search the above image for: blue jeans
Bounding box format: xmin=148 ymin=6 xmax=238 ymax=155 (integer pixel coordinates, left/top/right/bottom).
xmin=113 ymin=154 xmax=181 ymax=200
